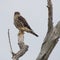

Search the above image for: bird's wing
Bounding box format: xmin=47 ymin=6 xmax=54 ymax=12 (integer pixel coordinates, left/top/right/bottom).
xmin=18 ymin=16 xmax=32 ymax=30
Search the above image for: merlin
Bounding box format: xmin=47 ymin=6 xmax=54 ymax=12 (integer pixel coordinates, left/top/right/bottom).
xmin=14 ymin=11 xmax=38 ymax=37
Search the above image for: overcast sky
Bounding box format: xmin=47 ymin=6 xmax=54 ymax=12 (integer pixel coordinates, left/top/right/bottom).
xmin=0 ymin=0 xmax=60 ymax=60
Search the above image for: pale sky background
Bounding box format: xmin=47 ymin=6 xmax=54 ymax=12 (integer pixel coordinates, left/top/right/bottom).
xmin=0 ymin=0 xmax=60 ymax=60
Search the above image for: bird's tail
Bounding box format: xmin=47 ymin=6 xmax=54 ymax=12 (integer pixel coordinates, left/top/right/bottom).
xmin=30 ymin=31 xmax=38 ymax=37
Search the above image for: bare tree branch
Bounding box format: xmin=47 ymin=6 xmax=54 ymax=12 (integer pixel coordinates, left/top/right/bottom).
xmin=36 ymin=0 xmax=60 ymax=60
xmin=12 ymin=43 xmax=28 ymax=60
xmin=47 ymin=0 xmax=53 ymax=33
xmin=8 ymin=29 xmax=29 ymax=60
xmin=12 ymin=31 xmax=29 ymax=60
xmin=8 ymin=29 xmax=14 ymax=56
xmin=36 ymin=22 xmax=60 ymax=60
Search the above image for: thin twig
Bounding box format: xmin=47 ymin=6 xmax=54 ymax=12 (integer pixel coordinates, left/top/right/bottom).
xmin=8 ymin=29 xmax=13 ymax=54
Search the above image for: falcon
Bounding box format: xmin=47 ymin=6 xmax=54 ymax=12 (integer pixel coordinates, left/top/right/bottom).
xmin=14 ymin=11 xmax=38 ymax=37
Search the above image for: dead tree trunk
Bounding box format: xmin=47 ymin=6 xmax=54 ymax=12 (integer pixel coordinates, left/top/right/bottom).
xmin=36 ymin=0 xmax=60 ymax=60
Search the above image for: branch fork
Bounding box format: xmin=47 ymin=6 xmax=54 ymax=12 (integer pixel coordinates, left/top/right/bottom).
xmin=8 ymin=30 xmax=29 ymax=60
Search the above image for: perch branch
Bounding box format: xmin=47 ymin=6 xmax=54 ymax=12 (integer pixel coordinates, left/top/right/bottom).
xmin=36 ymin=22 xmax=59 ymax=60
xmin=12 ymin=31 xmax=29 ymax=60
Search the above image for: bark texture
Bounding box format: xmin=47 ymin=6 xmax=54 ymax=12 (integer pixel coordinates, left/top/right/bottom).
xmin=36 ymin=0 xmax=60 ymax=60
xmin=8 ymin=30 xmax=29 ymax=60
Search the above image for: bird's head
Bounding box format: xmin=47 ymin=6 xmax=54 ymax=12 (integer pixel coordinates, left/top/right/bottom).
xmin=14 ymin=11 xmax=20 ymax=16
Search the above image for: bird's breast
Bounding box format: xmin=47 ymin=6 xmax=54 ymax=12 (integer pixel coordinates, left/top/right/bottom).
xmin=14 ymin=19 xmax=23 ymax=30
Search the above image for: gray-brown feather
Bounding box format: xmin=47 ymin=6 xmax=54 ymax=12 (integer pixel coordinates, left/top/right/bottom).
xmin=18 ymin=16 xmax=32 ymax=30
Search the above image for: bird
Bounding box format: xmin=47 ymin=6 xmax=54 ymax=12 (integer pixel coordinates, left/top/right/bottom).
xmin=14 ymin=11 xmax=38 ymax=37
